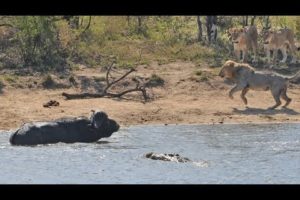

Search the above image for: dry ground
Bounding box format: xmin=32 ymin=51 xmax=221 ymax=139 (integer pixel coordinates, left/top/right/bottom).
xmin=1 ymin=61 xmax=300 ymax=130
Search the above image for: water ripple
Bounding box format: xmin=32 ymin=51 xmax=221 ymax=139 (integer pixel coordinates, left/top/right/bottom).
xmin=0 ymin=123 xmax=300 ymax=183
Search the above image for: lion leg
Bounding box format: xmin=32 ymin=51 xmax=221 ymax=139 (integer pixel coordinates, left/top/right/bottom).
xmin=266 ymin=48 xmax=271 ymax=63
xmin=240 ymin=87 xmax=250 ymax=105
xmin=268 ymin=89 xmax=282 ymax=110
xmin=280 ymin=48 xmax=287 ymax=63
xmin=273 ymin=49 xmax=278 ymax=63
xmin=252 ymin=41 xmax=258 ymax=63
xmin=291 ymin=56 xmax=297 ymax=64
xmin=280 ymin=87 xmax=292 ymax=108
xmin=290 ymin=46 xmax=297 ymax=64
xmin=229 ymin=84 xmax=247 ymax=100
xmin=242 ymin=49 xmax=248 ymax=63
xmin=234 ymin=49 xmax=241 ymax=61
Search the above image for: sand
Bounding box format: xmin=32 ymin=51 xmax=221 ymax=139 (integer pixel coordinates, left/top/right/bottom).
xmin=1 ymin=61 xmax=300 ymax=130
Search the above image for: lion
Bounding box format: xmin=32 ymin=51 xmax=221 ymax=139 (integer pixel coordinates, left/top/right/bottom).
xmin=218 ymin=60 xmax=300 ymax=109
xmin=227 ymin=25 xmax=258 ymax=63
xmin=262 ymin=27 xmax=297 ymax=64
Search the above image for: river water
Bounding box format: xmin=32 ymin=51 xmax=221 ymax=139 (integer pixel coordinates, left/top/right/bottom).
xmin=0 ymin=123 xmax=299 ymax=184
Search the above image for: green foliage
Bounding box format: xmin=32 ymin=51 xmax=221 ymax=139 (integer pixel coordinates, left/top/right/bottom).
xmin=13 ymin=16 xmax=66 ymax=70
xmin=0 ymin=16 xmax=299 ymax=73
xmin=2 ymin=74 xmax=18 ymax=83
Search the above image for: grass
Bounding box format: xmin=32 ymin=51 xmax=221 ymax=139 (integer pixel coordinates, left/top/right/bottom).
xmin=76 ymin=39 xmax=223 ymax=70
xmin=2 ymin=74 xmax=18 ymax=83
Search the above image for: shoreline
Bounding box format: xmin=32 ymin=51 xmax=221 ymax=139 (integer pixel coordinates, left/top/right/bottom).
xmin=120 ymin=120 xmax=300 ymax=128
xmin=3 ymin=121 xmax=300 ymax=133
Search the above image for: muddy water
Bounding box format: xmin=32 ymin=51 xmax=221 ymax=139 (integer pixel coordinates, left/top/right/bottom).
xmin=0 ymin=123 xmax=299 ymax=184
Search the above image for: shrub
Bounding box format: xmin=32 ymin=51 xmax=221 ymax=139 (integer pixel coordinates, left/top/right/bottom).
xmin=145 ymin=74 xmax=165 ymax=87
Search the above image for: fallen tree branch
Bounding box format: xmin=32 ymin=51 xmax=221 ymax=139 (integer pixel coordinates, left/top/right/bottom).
xmin=62 ymin=62 xmax=150 ymax=102
xmin=62 ymin=92 xmax=105 ymax=99
xmin=62 ymin=86 xmax=148 ymax=100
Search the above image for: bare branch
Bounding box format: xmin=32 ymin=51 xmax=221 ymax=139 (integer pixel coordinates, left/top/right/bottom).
xmin=83 ymin=16 xmax=92 ymax=33
xmin=107 ymin=87 xmax=147 ymax=99
xmin=106 ymin=62 xmax=114 ymax=86
xmin=0 ymin=23 xmax=14 ymax=27
xmin=104 ymin=68 xmax=136 ymax=92
xmin=62 ymin=64 xmax=149 ymax=102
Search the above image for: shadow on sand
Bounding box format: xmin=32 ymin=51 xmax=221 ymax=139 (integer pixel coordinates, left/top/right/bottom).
xmin=95 ymin=141 xmax=111 ymax=144
xmin=232 ymin=107 xmax=300 ymax=115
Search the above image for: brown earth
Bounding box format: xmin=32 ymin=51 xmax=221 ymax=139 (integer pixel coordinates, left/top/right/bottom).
xmin=1 ymin=61 xmax=300 ymax=130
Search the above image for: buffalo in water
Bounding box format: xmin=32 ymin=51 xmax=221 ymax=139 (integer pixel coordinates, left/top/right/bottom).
xmin=9 ymin=110 xmax=119 ymax=146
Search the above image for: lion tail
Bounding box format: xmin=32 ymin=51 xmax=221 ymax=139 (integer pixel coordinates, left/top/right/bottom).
xmin=285 ymin=71 xmax=300 ymax=83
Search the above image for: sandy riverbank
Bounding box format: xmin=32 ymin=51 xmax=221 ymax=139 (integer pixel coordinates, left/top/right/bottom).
xmin=1 ymin=61 xmax=300 ymax=130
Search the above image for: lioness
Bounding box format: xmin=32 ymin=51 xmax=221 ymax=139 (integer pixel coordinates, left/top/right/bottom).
xmin=262 ymin=27 xmax=297 ymax=64
xmin=227 ymin=26 xmax=258 ymax=63
xmin=219 ymin=60 xmax=299 ymax=109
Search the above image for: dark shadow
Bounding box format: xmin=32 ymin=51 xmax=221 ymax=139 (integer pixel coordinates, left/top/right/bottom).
xmin=94 ymin=142 xmax=140 ymax=149
xmin=0 ymin=81 xmax=5 ymax=94
xmin=232 ymin=107 xmax=300 ymax=115
xmin=95 ymin=141 xmax=110 ymax=144
xmin=78 ymin=76 xmax=106 ymax=93
xmin=109 ymin=96 xmax=149 ymax=103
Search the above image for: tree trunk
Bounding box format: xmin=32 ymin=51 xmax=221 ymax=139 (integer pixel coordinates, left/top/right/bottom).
xmin=206 ymin=16 xmax=212 ymax=43
xmin=264 ymin=16 xmax=270 ymax=29
xmin=212 ymin=16 xmax=217 ymax=24
xmin=137 ymin=16 xmax=142 ymax=33
xmin=206 ymin=16 xmax=217 ymax=43
xmin=73 ymin=16 xmax=80 ymax=29
xmin=79 ymin=16 xmax=92 ymax=35
xmin=250 ymin=16 xmax=256 ymax=26
xmin=212 ymin=16 xmax=217 ymax=42
xmin=127 ymin=16 xmax=130 ymax=26
xmin=197 ymin=16 xmax=202 ymax=42
xmin=242 ymin=16 xmax=248 ymax=27
xmin=80 ymin=17 xmax=83 ymax=26
xmin=85 ymin=16 xmax=92 ymax=30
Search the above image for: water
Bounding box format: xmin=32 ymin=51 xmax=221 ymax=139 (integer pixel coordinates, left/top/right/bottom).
xmin=0 ymin=123 xmax=300 ymax=184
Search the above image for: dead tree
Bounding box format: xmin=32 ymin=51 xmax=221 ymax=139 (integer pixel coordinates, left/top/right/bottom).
xmin=206 ymin=16 xmax=217 ymax=43
xmin=137 ymin=16 xmax=143 ymax=33
xmin=206 ymin=16 xmax=213 ymax=43
xmin=197 ymin=16 xmax=203 ymax=42
xmin=62 ymin=62 xmax=149 ymax=101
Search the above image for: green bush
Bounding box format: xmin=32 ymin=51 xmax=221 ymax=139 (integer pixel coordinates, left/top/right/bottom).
xmin=13 ymin=16 xmax=67 ymax=71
